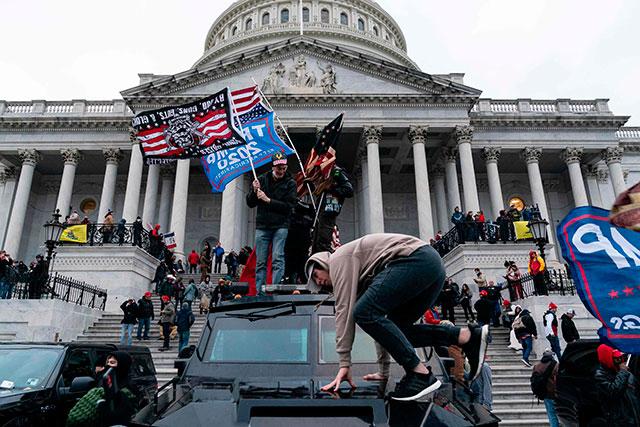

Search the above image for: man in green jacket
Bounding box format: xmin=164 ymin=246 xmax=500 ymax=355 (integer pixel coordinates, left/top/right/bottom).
xmin=306 ymin=233 xmax=489 ymax=401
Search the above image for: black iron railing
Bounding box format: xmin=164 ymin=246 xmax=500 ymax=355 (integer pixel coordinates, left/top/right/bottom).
xmin=433 ymin=221 xmax=514 ymax=257
xmin=58 ymin=223 xmax=152 ymax=252
xmin=497 ymin=269 xmax=575 ymax=299
xmin=4 ymin=272 xmax=107 ymax=310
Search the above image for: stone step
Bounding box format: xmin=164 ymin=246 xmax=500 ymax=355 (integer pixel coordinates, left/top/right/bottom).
xmin=499 ymin=419 xmax=549 ymax=426
xmin=492 ymin=399 xmax=538 ymax=410
xmin=491 ymin=382 xmax=531 ymax=392
xmin=491 ymin=390 xmax=537 ymax=400
xmin=493 ymin=407 xmax=548 ymax=419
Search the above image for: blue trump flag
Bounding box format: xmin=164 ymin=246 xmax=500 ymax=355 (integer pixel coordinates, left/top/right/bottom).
xmin=558 ymin=206 xmax=640 ymax=354
xmin=200 ymin=90 xmax=293 ymax=192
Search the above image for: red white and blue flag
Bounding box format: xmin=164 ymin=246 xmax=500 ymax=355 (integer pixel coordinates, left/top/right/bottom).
xmin=132 ymin=88 xmax=246 ymax=162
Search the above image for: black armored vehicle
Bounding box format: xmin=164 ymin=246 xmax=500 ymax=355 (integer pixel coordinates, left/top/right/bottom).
xmin=132 ymin=295 xmax=499 ymax=426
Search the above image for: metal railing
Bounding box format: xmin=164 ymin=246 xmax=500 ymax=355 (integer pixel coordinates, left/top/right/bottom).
xmin=58 ymin=223 xmax=153 ymax=253
xmin=3 ymin=272 xmax=107 ymax=310
xmin=433 ymin=221 xmax=516 ymax=257
xmin=497 ymin=269 xmax=576 ymax=299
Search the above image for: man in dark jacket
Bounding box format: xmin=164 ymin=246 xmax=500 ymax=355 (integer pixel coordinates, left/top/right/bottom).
xmin=531 ymin=350 xmax=560 ymax=427
xmin=311 ymin=165 xmax=353 ymax=253
xmin=119 ymin=298 xmax=138 ymax=346
xmin=28 ymin=254 xmax=48 ymax=299
xmin=136 ymin=291 xmax=154 ymax=340
xmin=594 ymin=344 xmax=640 ymax=426
xmin=176 ymin=303 xmax=196 ymax=353
xmin=560 ymin=309 xmax=580 ymax=344
xmin=439 ymin=278 xmax=459 ymax=323
xmin=132 ymin=216 xmax=143 ymax=247
xmin=474 ymin=290 xmax=493 ymax=326
xmin=513 ymin=308 xmax=537 ymax=367
xmin=246 ymin=152 xmax=297 ymax=295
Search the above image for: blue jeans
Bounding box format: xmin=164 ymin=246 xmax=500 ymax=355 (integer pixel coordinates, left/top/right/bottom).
xmin=521 ymin=336 xmax=533 ymax=362
xmin=0 ymin=281 xmax=10 ymax=299
xmin=547 ymin=335 xmax=562 ymax=361
xmin=120 ymin=323 xmax=134 ymax=346
xmin=178 ymin=330 xmax=190 ymax=353
xmin=544 ymin=399 xmax=560 ymax=427
xmin=352 ymin=245 xmax=460 ymax=372
xmin=137 ymin=317 xmax=151 ymax=339
xmin=255 ymin=228 xmax=288 ymax=295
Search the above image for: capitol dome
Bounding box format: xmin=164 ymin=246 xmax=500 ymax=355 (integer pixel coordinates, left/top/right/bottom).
xmin=194 ymin=0 xmax=416 ymax=69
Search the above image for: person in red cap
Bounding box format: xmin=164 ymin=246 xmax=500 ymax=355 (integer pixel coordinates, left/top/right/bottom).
xmin=136 ymin=291 xmax=154 ymax=341
xmin=543 ymin=302 xmax=562 ymax=360
xmin=594 ymin=344 xmax=640 ymax=426
xmin=474 ymin=290 xmax=493 ymax=327
xmin=159 ymin=295 xmax=175 ymax=352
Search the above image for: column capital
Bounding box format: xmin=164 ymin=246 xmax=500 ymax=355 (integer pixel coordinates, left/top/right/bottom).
xmin=103 ymin=148 xmax=123 ymax=165
xmin=0 ymin=171 xmax=5 ymax=185
xmin=363 ymin=126 xmax=382 ymax=145
xmin=597 ymin=168 xmax=609 ymax=183
xmin=61 ymin=148 xmax=82 ymax=166
xmin=408 ymin=126 xmax=428 ymax=145
xmin=522 ymin=147 xmax=542 ymax=164
xmin=17 ymin=149 xmax=40 ymax=166
xmin=129 ymin=127 xmax=140 ymax=145
xmin=160 ymin=164 xmax=175 ymax=179
xmin=561 ymin=147 xmax=584 ymax=165
xmin=276 ymin=125 xmax=288 ymax=141
xmin=583 ymin=165 xmax=599 ymax=178
xmin=481 ymin=147 xmax=501 ymax=163
xmin=2 ymin=167 xmax=17 ymax=180
xmin=454 ymin=125 xmax=474 ymax=145
xmin=602 ymin=146 xmax=624 ymax=165
xmin=431 ymin=164 xmax=445 ymax=177
xmin=442 ymin=147 xmax=458 ymax=163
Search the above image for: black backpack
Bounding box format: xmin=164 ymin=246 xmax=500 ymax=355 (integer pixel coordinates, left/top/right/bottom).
xmin=531 ymin=359 xmax=556 ymax=400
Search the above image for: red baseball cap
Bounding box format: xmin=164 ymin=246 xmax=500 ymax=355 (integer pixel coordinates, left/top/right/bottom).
xmin=161 ymin=295 xmax=170 ymax=302
xmin=549 ymin=302 xmax=558 ymax=310
xmin=479 ymin=290 xmax=488 ymax=297
xmin=144 ymin=291 xmax=152 ymax=297
xmin=502 ymin=299 xmax=511 ymax=306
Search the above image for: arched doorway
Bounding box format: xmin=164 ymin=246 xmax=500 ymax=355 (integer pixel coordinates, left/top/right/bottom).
xmin=199 ymin=236 xmax=219 ymax=252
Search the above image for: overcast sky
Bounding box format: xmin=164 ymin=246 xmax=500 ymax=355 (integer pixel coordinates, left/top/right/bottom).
xmin=1 ymin=0 xmax=638 ymax=124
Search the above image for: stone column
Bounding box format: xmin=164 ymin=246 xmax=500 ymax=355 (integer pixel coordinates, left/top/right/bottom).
xmin=141 ymin=164 xmax=160 ymax=226
xmin=561 ymin=147 xmax=589 ymax=207
xmin=364 ymin=126 xmax=385 ymax=234
xmin=0 ymin=167 xmax=17 ymax=248
xmin=98 ymin=148 xmax=122 ymax=222
xmin=157 ymin=165 xmax=174 ymax=231
xmin=603 ymin=147 xmax=627 ymax=196
xmin=432 ymin=165 xmax=448 ymax=233
xmin=219 ymin=178 xmax=246 ymax=252
xmin=584 ymin=166 xmax=603 ymax=207
xmin=359 ymin=161 xmax=371 ymax=235
xmin=409 ymin=126 xmax=434 ymax=240
xmin=481 ymin=147 xmax=504 ymax=219
xmin=170 ymin=159 xmax=190 ymax=260
xmin=55 ymin=149 xmax=81 ymax=218
xmin=4 ymin=149 xmax=40 ymax=257
xmin=455 ymin=126 xmax=480 ymax=213
xmin=523 ymin=147 xmax=556 ymax=258
xmin=443 ymin=148 xmax=462 ymax=216
xmin=121 ymin=141 xmax=144 ymax=222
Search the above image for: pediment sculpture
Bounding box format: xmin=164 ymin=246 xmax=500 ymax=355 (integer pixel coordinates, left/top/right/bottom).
xmin=262 ymin=55 xmax=338 ymax=95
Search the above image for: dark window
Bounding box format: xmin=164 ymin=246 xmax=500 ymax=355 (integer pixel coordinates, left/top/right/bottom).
xmin=231 ymin=26 xmax=238 ymax=36
xmin=340 ymin=12 xmax=349 ymax=26
xmin=373 ymin=26 xmax=379 ymax=36
xmin=302 ymin=7 xmax=310 ymax=23
xmin=320 ymin=8 xmax=330 ymax=23
xmin=245 ymin=18 xmax=253 ymax=31
xmin=319 ymin=317 xmax=377 ymax=364
xmin=357 ymin=18 xmax=365 ymax=31
xmin=61 ymin=349 xmax=92 ymax=387
xmin=262 ymin=12 xmax=270 ymax=26
xmin=281 ymin=9 xmax=289 ymax=23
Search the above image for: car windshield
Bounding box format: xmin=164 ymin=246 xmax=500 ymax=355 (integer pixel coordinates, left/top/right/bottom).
xmin=0 ymin=348 xmax=63 ymax=391
xmin=319 ymin=316 xmax=378 ymax=363
xmin=208 ymin=316 xmax=309 ymax=363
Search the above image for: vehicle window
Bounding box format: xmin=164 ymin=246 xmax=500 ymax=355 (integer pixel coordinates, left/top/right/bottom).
xmin=208 ymin=316 xmax=309 ymax=363
xmin=0 ymin=348 xmax=63 ymax=392
xmin=319 ymin=316 xmax=378 ymax=364
xmin=132 ymin=354 xmax=156 ymax=376
xmin=61 ymin=349 xmax=93 ymax=387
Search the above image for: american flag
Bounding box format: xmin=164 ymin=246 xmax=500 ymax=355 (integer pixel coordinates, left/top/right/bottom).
xmin=132 ymin=88 xmax=245 ymax=160
xmin=296 ymin=113 xmax=343 ymax=197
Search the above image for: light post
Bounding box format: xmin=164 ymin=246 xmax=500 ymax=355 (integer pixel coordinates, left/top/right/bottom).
xmin=43 ymin=209 xmax=65 ymax=271
xmin=527 ymin=217 xmax=549 ymax=261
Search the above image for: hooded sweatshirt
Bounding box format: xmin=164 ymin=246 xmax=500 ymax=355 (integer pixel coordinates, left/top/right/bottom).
xmin=595 ymin=344 xmax=640 ymax=426
xmin=305 ymin=233 xmax=427 ymax=369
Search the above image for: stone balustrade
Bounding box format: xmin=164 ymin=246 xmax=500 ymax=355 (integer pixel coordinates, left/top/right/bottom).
xmin=0 ymin=100 xmax=132 ymax=117
xmin=471 ymin=98 xmax=610 ymax=114
xmin=617 ymin=127 xmax=640 ymax=141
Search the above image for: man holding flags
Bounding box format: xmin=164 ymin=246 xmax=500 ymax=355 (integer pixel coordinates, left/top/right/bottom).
xmin=246 ymin=152 xmax=297 ymax=295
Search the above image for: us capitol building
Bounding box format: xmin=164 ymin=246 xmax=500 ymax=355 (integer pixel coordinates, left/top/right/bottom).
xmin=1 ymin=0 xmax=639 ymax=277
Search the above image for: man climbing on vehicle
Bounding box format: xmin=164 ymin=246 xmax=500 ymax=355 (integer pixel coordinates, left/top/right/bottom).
xmin=305 ymin=233 xmax=490 ymax=401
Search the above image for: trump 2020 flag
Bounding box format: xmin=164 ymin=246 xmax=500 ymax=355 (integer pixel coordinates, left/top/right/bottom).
xmin=200 ymin=86 xmax=293 ymax=192
xmin=131 ymin=88 xmax=246 ymax=162
xmin=558 ymin=206 xmax=640 ymax=354
xmin=163 ymin=232 xmax=176 ymax=250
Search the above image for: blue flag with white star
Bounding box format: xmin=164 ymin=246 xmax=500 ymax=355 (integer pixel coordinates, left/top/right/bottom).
xmin=558 ymin=206 xmax=640 ymax=354
xmin=200 ymin=96 xmax=293 ymax=192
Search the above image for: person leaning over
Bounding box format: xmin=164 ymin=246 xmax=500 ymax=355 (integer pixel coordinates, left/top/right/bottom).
xmin=305 ymin=233 xmax=489 ymax=401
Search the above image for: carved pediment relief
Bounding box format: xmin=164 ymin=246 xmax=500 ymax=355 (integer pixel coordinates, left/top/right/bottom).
xmin=262 ymin=55 xmax=338 ymax=95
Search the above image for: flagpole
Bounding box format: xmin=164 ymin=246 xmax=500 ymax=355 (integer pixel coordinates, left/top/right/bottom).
xmin=228 ymin=88 xmax=258 ymax=182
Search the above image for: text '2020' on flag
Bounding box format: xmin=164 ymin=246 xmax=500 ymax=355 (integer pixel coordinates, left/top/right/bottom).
xmin=558 ymin=206 xmax=640 ymax=354
xmin=201 ymin=86 xmax=293 ymax=192
xmin=131 ymin=88 xmax=246 ymax=162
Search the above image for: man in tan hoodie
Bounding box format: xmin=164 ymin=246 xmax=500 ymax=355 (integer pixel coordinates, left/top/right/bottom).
xmin=306 ymin=233 xmax=489 ymax=401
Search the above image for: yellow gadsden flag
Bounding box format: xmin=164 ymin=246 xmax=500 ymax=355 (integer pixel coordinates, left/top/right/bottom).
xmin=59 ymin=224 xmax=88 ymax=244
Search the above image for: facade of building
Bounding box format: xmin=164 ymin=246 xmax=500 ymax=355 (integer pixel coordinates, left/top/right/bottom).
xmin=1 ymin=0 xmax=640 ymax=266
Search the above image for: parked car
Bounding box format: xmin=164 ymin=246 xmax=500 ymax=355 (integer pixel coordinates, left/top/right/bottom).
xmin=132 ymin=295 xmax=499 ymax=426
xmin=0 ymin=342 xmax=157 ymax=426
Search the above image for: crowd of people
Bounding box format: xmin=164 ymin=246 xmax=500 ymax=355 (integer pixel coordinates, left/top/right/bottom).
xmin=0 ymin=249 xmax=50 ymax=299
